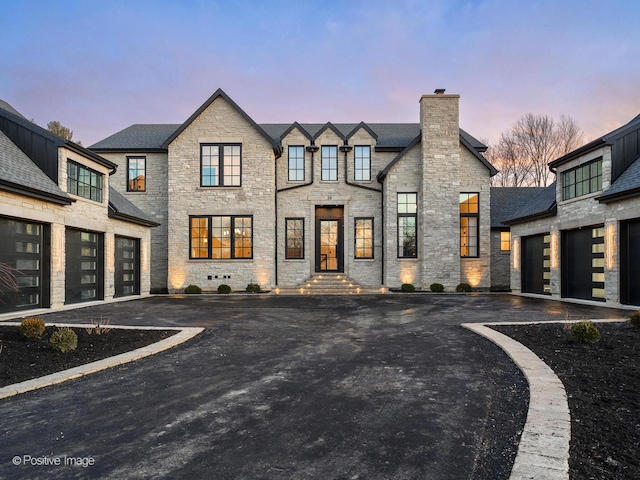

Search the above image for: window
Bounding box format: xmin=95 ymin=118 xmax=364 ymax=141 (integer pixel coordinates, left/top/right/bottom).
xmin=288 ymin=146 xmax=305 ymax=181
xmin=127 ymin=157 xmax=146 ymax=192
xmin=285 ymin=218 xmax=304 ymax=259
xmin=67 ymin=161 xmax=103 ymax=202
xmin=354 ymin=146 xmax=371 ymax=181
xmin=562 ymin=158 xmax=602 ymax=200
xmin=355 ymin=218 xmax=374 ymax=259
xmin=500 ymin=231 xmax=511 ymax=251
xmin=201 ymin=144 xmax=241 ymax=187
xmin=190 ymin=216 xmax=252 ymax=259
xmin=397 ymin=193 xmax=417 ymax=258
xmin=460 ymin=193 xmax=479 ymax=257
xmin=321 ymin=146 xmax=338 ymax=181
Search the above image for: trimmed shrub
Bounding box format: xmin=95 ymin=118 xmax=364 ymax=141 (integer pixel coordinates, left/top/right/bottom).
xmin=246 ymin=283 xmax=261 ymax=293
xmin=217 ymin=284 xmax=231 ymax=294
xmin=456 ymin=282 xmax=472 ymax=293
xmin=50 ymin=327 xmax=78 ymax=353
xmin=571 ymin=320 xmax=600 ymax=344
xmin=19 ymin=317 xmax=46 ymax=340
xmin=430 ymin=283 xmax=444 ymax=292
xmin=184 ymin=284 xmax=202 ymax=294
xmin=400 ymin=283 xmax=415 ymax=292
xmin=630 ymin=310 xmax=640 ymax=328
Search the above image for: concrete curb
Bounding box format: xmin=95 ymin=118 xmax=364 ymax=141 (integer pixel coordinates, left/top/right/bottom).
xmin=0 ymin=323 xmax=204 ymax=400
xmin=463 ymin=322 xmax=571 ymax=480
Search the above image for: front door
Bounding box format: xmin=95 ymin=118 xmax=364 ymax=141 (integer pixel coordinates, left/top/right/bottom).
xmin=315 ymin=207 xmax=344 ymax=272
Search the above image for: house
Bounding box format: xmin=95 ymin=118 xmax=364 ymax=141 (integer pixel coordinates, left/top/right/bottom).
xmin=0 ymin=100 xmax=158 ymax=314
xmin=505 ymin=115 xmax=640 ymax=307
xmin=90 ymin=88 xmax=497 ymax=293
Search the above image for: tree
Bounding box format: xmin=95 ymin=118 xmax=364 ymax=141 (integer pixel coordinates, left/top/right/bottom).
xmin=47 ymin=120 xmax=81 ymax=145
xmin=489 ymin=114 xmax=584 ymax=187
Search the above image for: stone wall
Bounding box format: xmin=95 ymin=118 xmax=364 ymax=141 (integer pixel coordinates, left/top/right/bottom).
xmin=490 ymin=230 xmax=511 ymax=291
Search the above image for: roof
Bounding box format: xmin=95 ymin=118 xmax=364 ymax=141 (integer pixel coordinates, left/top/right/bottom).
xmin=503 ymin=183 xmax=558 ymax=225
xmin=0 ymin=99 xmax=27 ymax=119
xmin=597 ymin=157 xmax=640 ymax=203
xmin=90 ymin=124 xmax=180 ymax=151
xmin=490 ymin=187 xmax=547 ymax=227
xmin=108 ymin=187 xmax=160 ymax=226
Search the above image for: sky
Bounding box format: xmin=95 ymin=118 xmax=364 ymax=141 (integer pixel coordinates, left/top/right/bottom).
xmin=1 ymin=0 xmax=639 ymax=148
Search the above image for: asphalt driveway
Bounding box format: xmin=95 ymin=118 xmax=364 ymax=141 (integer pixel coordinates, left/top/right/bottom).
xmin=0 ymin=294 xmax=627 ymax=479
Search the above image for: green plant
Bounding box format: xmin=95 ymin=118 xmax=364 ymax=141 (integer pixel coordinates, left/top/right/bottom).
xmin=456 ymin=282 xmax=472 ymax=293
xmin=50 ymin=327 xmax=78 ymax=353
xmin=184 ymin=284 xmax=202 ymax=294
xmin=19 ymin=317 xmax=46 ymax=340
xmin=246 ymin=283 xmax=261 ymax=293
xmin=571 ymin=320 xmax=601 ymax=344
xmin=217 ymin=284 xmax=231 ymax=294
xmin=430 ymin=283 xmax=444 ymax=292
xmin=401 ymin=283 xmax=415 ymax=292
xmin=630 ymin=311 xmax=640 ymax=328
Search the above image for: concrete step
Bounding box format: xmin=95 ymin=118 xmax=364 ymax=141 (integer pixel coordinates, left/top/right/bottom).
xmin=273 ymin=274 xmax=385 ymax=295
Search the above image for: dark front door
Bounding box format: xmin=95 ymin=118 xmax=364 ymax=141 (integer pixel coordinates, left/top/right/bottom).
xmin=621 ymin=219 xmax=640 ymax=306
xmin=315 ymin=207 xmax=344 ymax=272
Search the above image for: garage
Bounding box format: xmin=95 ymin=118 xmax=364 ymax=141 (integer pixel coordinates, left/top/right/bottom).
xmin=114 ymin=236 xmax=140 ymax=297
xmin=65 ymin=228 xmax=104 ymax=304
xmin=620 ymin=219 xmax=640 ymax=306
xmin=521 ymin=233 xmax=550 ymax=294
xmin=561 ymin=226 xmax=605 ymax=301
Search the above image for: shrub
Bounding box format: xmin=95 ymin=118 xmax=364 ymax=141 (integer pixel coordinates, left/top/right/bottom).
xmin=246 ymin=283 xmax=261 ymax=293
xmin=400 ymin=283 xmax=415 ymax=292
xmin=430 ymin=283 xmax=444 ymax=292
xmin=217 ymin=284 xmax=231 ymax=294
xmin=630 ymin=311 xmax=640 ymax=328
xmin=19 ymin=317 xmax=46 ymax=340
xmin=571 ymin=320 xmax=601 ymax=344
xmin=184 ymin=284 xmax=202 ymax=294
xmin=456 ymin=283 xmax=472 ymax=293
xmin=50 ymin=327 xmax=78 ymax=353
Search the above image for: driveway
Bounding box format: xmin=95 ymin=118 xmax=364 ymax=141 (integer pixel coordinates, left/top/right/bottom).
xmin=0 ymin=294 xmax=626 ymax=479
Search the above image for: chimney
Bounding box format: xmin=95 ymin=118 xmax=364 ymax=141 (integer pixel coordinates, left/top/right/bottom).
xmin=434 ymin=88 xmax=446 ymax=95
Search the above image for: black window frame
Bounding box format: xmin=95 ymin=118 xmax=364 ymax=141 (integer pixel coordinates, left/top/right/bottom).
xmin=200 ymin=144 xmax=242 ymax=187
xmin=354 ymin=146 xmax=371 ymax=181
xmin=354 ymin=217 xmax=374 ymax=259
xmin=285 ymin=218 xmax=305 ymax=259
xmin=288 ymin=146 xmax=305 ymax=182
xmin=67 ymin=160 xmax=103 ymax=202
xmin=460 ymin=192 xmax=480 ymax=258
xmin=397 ymin=193 xmax=418 ymax=258
xmin=321 ymin=145 xmax=338 ymax=181
xmin=127 ymin=156 xmax=146 ymax=192
xmin=562 ymin=158 xmax=602 ymax=200
xmin=189 ymin=215 xmax=253 ymax=260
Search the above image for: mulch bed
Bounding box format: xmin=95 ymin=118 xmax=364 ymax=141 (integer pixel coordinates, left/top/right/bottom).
xmin=0 ymin=325 xmax=176 ymax=388
xmin=492 ymin=321 xmax=640 ymax=480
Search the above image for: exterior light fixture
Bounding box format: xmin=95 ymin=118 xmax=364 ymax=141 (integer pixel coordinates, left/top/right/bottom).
xmin=306 ymin=145 xmax=319 ymax=153
xmin=339 ymin=145 xmax=352 ymax=153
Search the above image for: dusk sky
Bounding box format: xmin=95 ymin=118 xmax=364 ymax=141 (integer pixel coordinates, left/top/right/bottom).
xmin=2 ymin=0 xmax=639 ymax=148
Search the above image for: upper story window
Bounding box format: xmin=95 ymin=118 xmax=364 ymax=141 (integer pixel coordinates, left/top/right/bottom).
xmin=321 ymin=146 xmax=338 ymax=181
xmin=67 ymin=160 xmax=103 ymax=202
xmin=201 ymin=144 xmax=241 ymax=187
xmin=190 ymin=215 xmax=252 ymax=259
xmin=397 ymin=193 xmax=417 ymax=258
xmin=354 ymin=146 xmax=371 ymax=181
xmin=288 ymin=146 xmax=305 ymax=181
xmin=460 ymin=193 xmax=479 ymax=257
xmin=562 ymin=158 xmax=602 ymax=200
xmin=127 ymin=156 xmax=146 ymax=192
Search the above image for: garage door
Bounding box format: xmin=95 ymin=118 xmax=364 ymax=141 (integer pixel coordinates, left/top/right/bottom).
xmin=521 ymin=233 xmax=550 ymax=294
xmin=65 ymin=228 xmax=104 ymax=304
xmin=620 ymin=219 xmax=640 ymax=306
xmin=561 ymin=226 xmax=605 ymax=301
xmin=114 ymin=236 xmax=140 ymax=297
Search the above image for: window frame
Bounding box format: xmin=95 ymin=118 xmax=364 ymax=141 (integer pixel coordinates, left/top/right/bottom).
xmin=397 ymin=193 xmax=418 ymax=258
xmin=67 ymin=160 xmax=103 ymax=202
xmin=189 ymin=215 xmax=253 ymax=260
xmin=200 ymin=144 xmax=242 ymax=187
xmin=285 ymin=218 xmax=305 ymax=259
xmin=354 ymin=146 xmax=371 ymax=181
xmin=127 ymin=156 xmax=146 ymax=192
xmin=562 ymin=157 xmax=602 ymax=201
xmin=354 ymin=217 xmax=374 ymax=259
xmin=321 ymin=145 xmax=338 ymax=181
xmin=460 ymin=192 xmax=480 ymax=258
xmin=288 ymin=146 xmax=305 ymax=182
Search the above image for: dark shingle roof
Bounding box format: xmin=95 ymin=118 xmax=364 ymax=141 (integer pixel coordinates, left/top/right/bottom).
xmin=503 ymin=183 xmax=558 ymax=225
xmin=598 ymin=157 xmax=640 ymax=203
xmin=90 ymin=124 xmax=180 ymax=150
xmin=108 ymin=187 xmax=159 ymax=226
xmin=0 ymin=99 xmax=27 ymax=119
xmin=490 ymin=187 xmax=547 ymax=227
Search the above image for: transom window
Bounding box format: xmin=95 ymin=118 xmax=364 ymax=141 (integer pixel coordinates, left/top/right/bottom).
xmin=354 ymin=146 xmax=371 ymax=181
xmin=67 ymin=160 xmax=103 ymax=202
xmin=285 ymin=218 xmax=304 ymax=259
xmin=201 ymin=144 xmax=241 ymax=187
xmin=460 ymin=193 xmax=479 ymax=257
xmin=321 ymin=146 xmax=338 ymax=181
xmin=127 ymin=156 xmax=146 ymax=192
xmin=288 ymin=146 xmax=305 ymax=181
xmin=562 ymin=158 xmax=602 ymax=200
xmin=355 ymin=218 xmax=374 ymax=259
xmin=190 ymin=215 xmax=252 ymax=259
xmin=397 ymin=193 xmax=417 ymax=258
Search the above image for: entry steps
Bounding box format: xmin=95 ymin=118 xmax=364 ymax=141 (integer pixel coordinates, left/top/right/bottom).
xmin=274 ymin=273 xmax=384 ymax=295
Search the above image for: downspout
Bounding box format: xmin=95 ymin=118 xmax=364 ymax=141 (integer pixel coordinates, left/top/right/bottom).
xmin=378 ymin=175 xmax=385 ymax=286
xmin=273 ymin=147 xmax=283 ymax=286
xmin=277 ymin=144 xmax=316 ymax=193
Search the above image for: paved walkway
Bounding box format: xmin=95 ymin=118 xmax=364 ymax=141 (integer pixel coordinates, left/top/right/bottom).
xmin=0 ymin=294 xmax=627 ymax=479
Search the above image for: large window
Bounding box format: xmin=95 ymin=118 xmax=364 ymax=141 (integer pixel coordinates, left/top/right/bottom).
xmin=190 ymin=216 xmax=252 ymax=259
xmin=562 ymin=158 xmax=602 ymax=200
xmin=460 ymin=193 xmax=479 ymax=257
xmin=67 ymin=161 xmax=103 ymax=202
xmin=355 ymin=218 xmax=374 ymax=259
xmin=321 ymin=146 xmax=338 ymax=181
xmin=397 ymin=193 xmax=417 ymax=258
xmin=288 ymin=146 xmax=305 ymax=181
xmin=354 ymin=146 xmax=371 ymax=181
xmin=201 ymin=144 xmax=241 ymax=187
xmin=285 ymin=218 xmax=304 ymax=259
xmin=127 ymin=157 xmax=146 ymax=192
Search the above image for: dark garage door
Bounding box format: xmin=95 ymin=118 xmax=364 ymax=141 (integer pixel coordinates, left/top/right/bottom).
xmin=621 ymin=219 xmax=640 ymax=306
xmin=521 ymin=234 xmax=550 ymax=294
xmin=65 ymin=228 xmax=104 ymax=304
xmin=114 ymin=236 xmax=140 ymax=297
xmin=562 ymin=226 xmax=605 ymax=301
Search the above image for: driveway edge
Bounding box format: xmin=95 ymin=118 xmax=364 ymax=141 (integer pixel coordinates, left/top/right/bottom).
xmin=462 ymin=323 xmax=570 ymax=480
xmin=0 ymin=324 xmax=204 ymax=400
